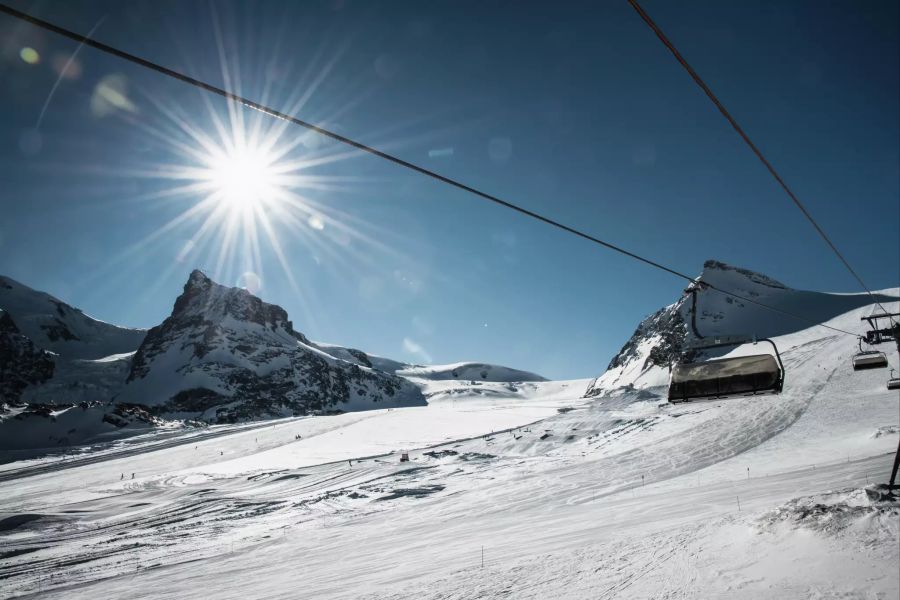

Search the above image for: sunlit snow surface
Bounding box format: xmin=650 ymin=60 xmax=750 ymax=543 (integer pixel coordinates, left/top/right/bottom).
xmin=1 ymin=303 xmax=899 ymax=598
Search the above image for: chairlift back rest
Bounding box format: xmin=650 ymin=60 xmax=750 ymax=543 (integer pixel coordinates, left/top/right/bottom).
xmin=852 ymin=352 xmax=888 ymax=370
xmin=669 ymin=353 xmax=783 ymax=402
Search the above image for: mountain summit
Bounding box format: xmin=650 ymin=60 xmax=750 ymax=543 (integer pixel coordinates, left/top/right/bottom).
xmin=119 ymin=270 xmax=425 ymax=421
xmin=1 ymin=270 xmax=545 ymax=450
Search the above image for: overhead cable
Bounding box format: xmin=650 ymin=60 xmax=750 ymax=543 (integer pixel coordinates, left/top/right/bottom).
xmin=626 ymin=0 xmax=895 ymax=324
xmin=0 ymin=3 xmax=864 ymax=338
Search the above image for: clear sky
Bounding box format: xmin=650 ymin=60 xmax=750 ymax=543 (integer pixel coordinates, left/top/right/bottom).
xmin=1 ymin=0 xmax=898 ymax=380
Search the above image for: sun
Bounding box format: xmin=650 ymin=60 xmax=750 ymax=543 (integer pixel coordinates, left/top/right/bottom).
xmin=205 ymin=145 xmax=279 ymax=211
xmin=111 ymin=85 xmax=398 ymax=328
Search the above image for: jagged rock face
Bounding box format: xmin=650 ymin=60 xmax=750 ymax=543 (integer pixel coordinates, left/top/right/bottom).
xmin=0 ymin=310 xmax=55 ymax=403
xmin=584 ymin=301 xmax=687 ymax=397
xmin=122 ymin=270 xmax=423 ymax=422
xmin=129 ymin=270 xmax=296 ymax=380
xmin=605 ymin=304 xmax=688 ymax=372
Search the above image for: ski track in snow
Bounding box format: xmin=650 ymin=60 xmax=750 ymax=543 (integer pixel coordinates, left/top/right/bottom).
xmin=1 ymin=300 xmax=899 ymax=599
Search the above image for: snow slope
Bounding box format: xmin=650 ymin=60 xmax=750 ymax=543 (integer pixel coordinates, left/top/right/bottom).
xmin=0 ymin=265 xmax=897 ymax=599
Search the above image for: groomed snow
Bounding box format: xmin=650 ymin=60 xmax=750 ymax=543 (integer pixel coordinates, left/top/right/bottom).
xmin=0 ymin=297 xmax=897 ymax=599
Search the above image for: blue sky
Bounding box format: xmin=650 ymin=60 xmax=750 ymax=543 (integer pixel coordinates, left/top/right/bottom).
xmin=1 ymin=0 xmax=897 ymax=379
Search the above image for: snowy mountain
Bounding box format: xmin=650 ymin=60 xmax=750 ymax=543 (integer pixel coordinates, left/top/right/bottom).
xmin=0 ymin=275 xmax=145 ymax=360
xmin=586 ymin=260 xmax=900 ymax=396
xmin=1 ymin=263 xmax=897 ymax=599
xmin=1 ymin=270 xmax=551 ymax=451
xmin=1 ymin=260 xmax=898 ymax=598
xmin=117 ymin=270 xmax=425 ymax=421
xmin=309 ymin=344 xmax=546 ymax=383
xmin=19 ymin=259 xmax=888 ymax=451
xmin=394 ymin=362 xmax=545 ymax=382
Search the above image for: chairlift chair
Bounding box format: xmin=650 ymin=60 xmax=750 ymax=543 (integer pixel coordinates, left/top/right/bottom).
xmin=668 ymin=283 xmax=785 ymax=404
xmin=668 ymin=338 xmax=785 ymax=403
xmin=888 ymin=369 xmax=900 ymax=391
xmin=852 ymin=338 xmax=888 ymax=371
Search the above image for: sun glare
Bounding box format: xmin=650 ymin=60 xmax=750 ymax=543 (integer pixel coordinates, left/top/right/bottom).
xmin=108 ymin=52 xmax=410 ymax=332
xmin=206 ymin=146 xmax=279 ymax=210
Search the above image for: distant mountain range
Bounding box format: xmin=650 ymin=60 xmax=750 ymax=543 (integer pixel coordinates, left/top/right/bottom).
xmin=4 ymin=260 xmax=894 ymax=452
xmin=0 ymin=270 xmax=544 ymax=450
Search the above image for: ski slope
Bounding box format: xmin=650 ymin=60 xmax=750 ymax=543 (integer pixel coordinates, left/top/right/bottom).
xmin=0 ymin=298 xmax=897 ymax=599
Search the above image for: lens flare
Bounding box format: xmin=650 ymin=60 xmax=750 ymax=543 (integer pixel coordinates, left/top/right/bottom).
xmin=19 ymin=47 xmax=40 ymax=65
xmin=79 ymin=12 xmax=435 ymax=337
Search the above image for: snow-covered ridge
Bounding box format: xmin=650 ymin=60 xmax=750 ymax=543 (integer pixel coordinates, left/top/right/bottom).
xmin=395 ymin=362 xmax=546 ymax=382
xmin=0 ymin=275 xmax=146 ymax=360
xmin=1 ymin=270 xmax=553 ymax=451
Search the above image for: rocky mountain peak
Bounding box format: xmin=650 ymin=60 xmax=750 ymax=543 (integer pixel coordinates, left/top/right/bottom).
xmin=122 ymin=271 xmax=423 ymax=421
xmin=171 ymin=269 xmax=292 ymax=334
xmin=188 ymin=268 xmax=210 ymax=284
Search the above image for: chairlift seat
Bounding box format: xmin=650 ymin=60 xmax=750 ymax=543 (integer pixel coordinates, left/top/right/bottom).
xmin=888 ymin=378 xmax=900 ymax=391
xmin=668 ymin=353 xmax=783 ymax=403
xmin=852 ymin=351 xmax=888 ymax=370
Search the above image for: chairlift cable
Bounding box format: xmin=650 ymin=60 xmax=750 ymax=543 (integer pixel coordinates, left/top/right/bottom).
xmin=626 ymin=0 xmax=896 ymax=326
xmin=0 ymin=3 xmax=696 ymax=283
xmin=0 ymin=4 xmax=865 ymax=340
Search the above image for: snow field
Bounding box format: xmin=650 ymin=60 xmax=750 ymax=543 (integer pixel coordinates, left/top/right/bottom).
xmin=1 ymin=292 xmax=898 ymax=599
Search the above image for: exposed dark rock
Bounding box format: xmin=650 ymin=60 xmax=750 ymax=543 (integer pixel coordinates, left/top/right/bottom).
xmin=0 ymin=310 xmax=55 ymax=403
xmin=606 ymin=304 xmax=687 ymax=372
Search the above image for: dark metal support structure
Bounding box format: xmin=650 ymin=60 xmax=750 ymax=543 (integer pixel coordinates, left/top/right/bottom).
xmin=859 ymin=313 xmax=900 ymax=487
xmin=861 ymin=312 xmax=900 ymax=345
xmin=890 ymin=439 xmax=900 ymax=489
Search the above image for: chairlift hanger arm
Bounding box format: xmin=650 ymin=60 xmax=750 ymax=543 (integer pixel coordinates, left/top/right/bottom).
xmin=861 ymin=313 xmax=900 ymax=321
